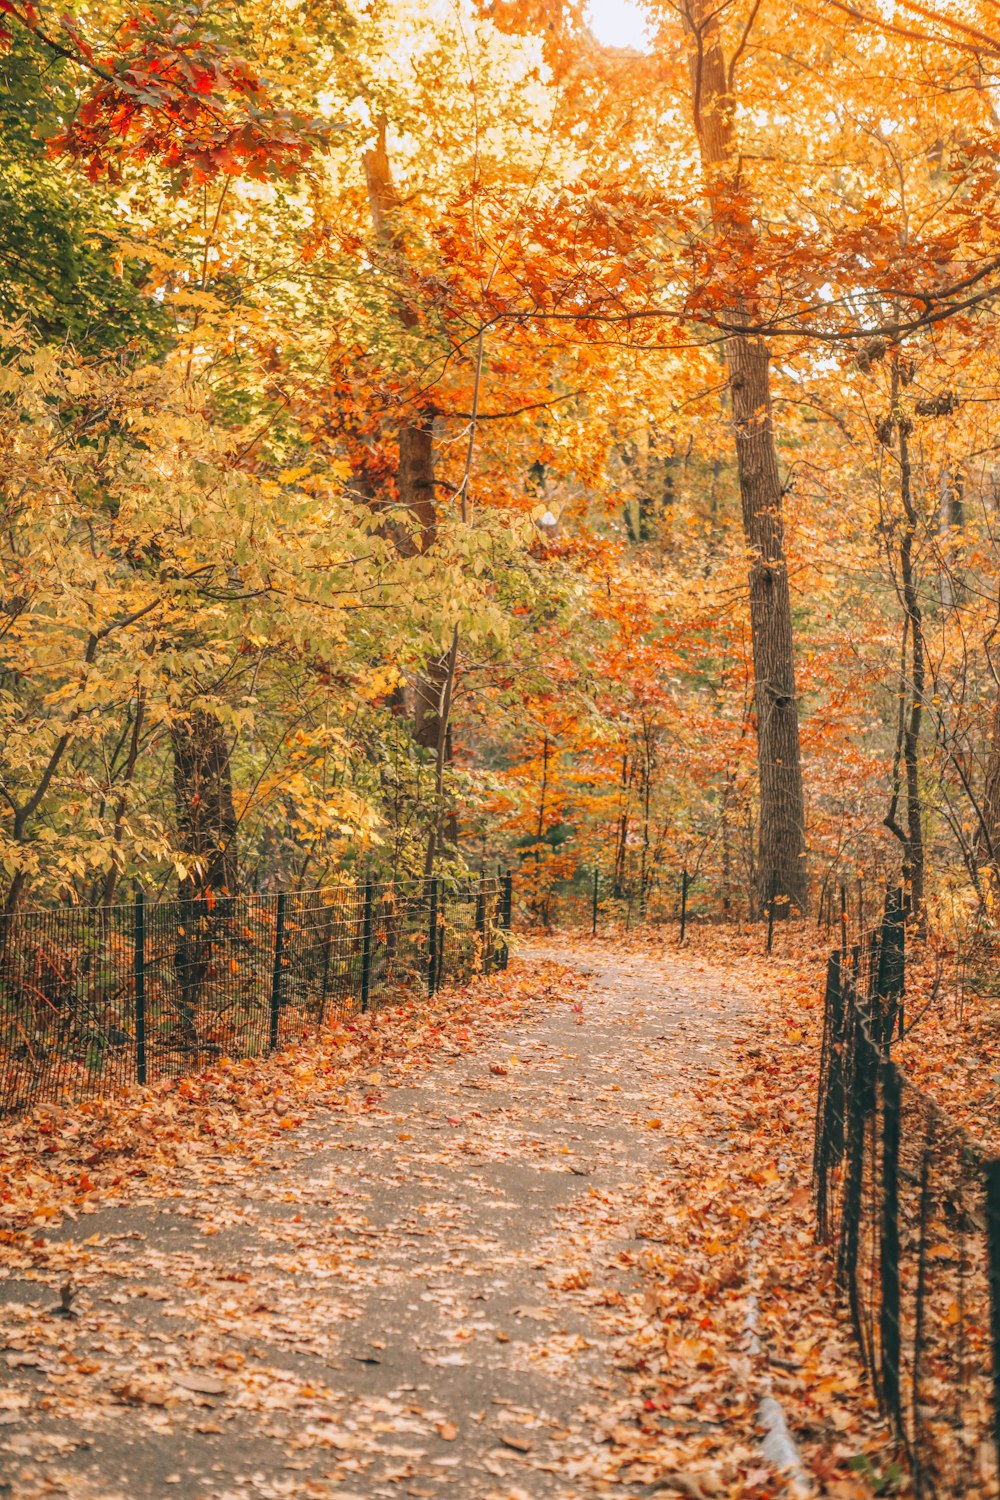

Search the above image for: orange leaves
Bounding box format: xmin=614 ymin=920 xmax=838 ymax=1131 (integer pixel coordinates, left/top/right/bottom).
xmin=20 ymin=2 xmax=332 ymax=185
xmin=0 ymin=962 xmax=528 ymax=1233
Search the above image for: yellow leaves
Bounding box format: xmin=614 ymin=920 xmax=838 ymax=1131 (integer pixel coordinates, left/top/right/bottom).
xmin=114 ymin=238 xmax=188 ymax=275
xmin=356 ymin=664 xmax=401 ymax=702
xmin=278 ymin=464 xmax=313 ymax=484
xmin=165 ymin=290 xmax=226 ymax=314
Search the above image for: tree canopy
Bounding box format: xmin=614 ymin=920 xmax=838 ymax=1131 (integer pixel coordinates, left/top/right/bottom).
xmin=4 ymin=0 xmax=1000 ymax=929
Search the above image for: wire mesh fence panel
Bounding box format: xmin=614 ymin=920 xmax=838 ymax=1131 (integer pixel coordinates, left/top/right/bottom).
xmin=435 ymin=876 xmax=501 ymax=990
xmin=0 ymin=905 xmax=137 ymax=1114
xmin=0 ymin=875 xmax=509 ymax=1115
xmin=282 ymin=885 xmax=366 ymax=1026
xmin=370 ymin=882 xmax=432 ymax=1007
xmin=814 ymin=902 xmax=1000 ymax=1499
xmin=145 ymin=894 xmax=276 ymax=1078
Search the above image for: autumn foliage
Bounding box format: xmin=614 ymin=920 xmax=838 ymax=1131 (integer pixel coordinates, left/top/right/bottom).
xmin=3 ymin=0 xmax=1000 ymax=943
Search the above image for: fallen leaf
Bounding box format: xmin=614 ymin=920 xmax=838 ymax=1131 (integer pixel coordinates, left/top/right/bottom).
xmin=172 ymin=1372 xmax=228 ymax=1396
xmin=498 ymin=1432 xmax=533 ymax=1453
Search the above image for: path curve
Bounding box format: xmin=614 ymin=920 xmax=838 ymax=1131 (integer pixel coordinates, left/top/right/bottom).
xmin=1 ymin=942 xmax=764 ymax=1500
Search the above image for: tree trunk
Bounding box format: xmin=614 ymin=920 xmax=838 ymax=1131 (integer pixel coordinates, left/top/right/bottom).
xmin=363 ymin=114 xmax=453 ymax=862
xmin=171 ymin=707 xmax=238 ymax=1040
xmin=413 ymin=652 xmax=453 ymax=751
xmin=721 ymin=764 xmax=733 ymax=913
xmin=398 ymin=418 xmax=437 ymax=556
xmin=729 ymin=333 xmax=808 ymax=914
xmin=172 ymin=709 xmax=238 ymax=900
xmin=682 ymin=0 xmax=807 ymax=915
xmin=613 ymin=751 xmax=630 ymax=896
xmin=421 ymin=629 xmax=459 ymax=878
xmin=939 ymin=464 xmax=964 ymax=610
xmin=100 ymin=686 xmax=147 ymax=908
xmin=363 ymin=118 xmax=437 ymax=559
xmin=882 ymin=359 xmax=926 ymax=930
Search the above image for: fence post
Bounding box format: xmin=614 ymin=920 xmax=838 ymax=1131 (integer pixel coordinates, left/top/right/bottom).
xmin=985 ymin=1157 xmax=1000 ymax=1474
xmin=318 ymin=904 xmax=332 ymax=1026
xmin=876 ymin=888 xmax=905 ymax=1046
xmin=360 ymin=881 xmax=374 ymax=1014
xmin=814 ymin=950 xmax=844 ymax=1238
xmin=910 ymin=1126 xmax=934 ymax=1479
xmin=484 ymin=876 xmax=495 ymax=969
xmin=479 ymin=876 xmax=491 ymax=966
xmin=839 ymin=1009 xmax=873 ymax=1359
xmin=501 ymin=869 xmax=513 ymax=971
xmin=269 ymin=892 xmax=285 ymax=1051
xmin=437 ymin=883 xmax=446 ymax=988
xmin=427 ymin=878 xmax=439 ymax=996
xmin=679 ymin=869 xmax=690 ymax=944
xmin=879 ymin=1061 xmax=902 ymax=1431
xmin=591 ymin=868 xmax=599 ymax=937
xmin=134 ymin=887 xmax=147 ymax=1086
xmin=867 ymin=925 xmax=880 ymax=1008
xmin=840 ymin=882 xmax=848 ymax=956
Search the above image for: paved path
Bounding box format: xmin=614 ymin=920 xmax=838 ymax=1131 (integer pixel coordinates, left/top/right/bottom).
xmin=1 ymin=945 xmax=752 ymax=1500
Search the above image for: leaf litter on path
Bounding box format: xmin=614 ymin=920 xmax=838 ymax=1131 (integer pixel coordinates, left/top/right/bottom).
xmin=0 ymin=940 xmax=889 ymax=1498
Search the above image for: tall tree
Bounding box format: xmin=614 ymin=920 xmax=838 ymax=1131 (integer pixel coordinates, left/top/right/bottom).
xmin=678 ymin=0 xmax=807 ymax=914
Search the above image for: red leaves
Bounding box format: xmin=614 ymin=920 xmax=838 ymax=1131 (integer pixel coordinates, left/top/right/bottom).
xmin=15 ymin=2 xmax=332 ymax=184
xmin=0 ymin=0 xmax=20 ymax=48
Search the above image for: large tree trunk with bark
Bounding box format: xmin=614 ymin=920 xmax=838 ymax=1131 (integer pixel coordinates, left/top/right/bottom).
xmin=172 ymin=708 xmax=238 ymax=1040
xmin=363 ymin=119 xmax=437 ymax=559
xmin=364 ymin=117 xmax=460 ymax=876
xmin=172 ymin=709 xmax=238 ymax=900
xmin=681 ymin=0 xmax=807 ymax=914
xmin=729 ymin=333 xmax=807 ymax=913
xmin=413 ymin=653 xmax=452 ymax=751
xmin=398 ymin=419 xmax=437 ymax=556
xmin=882 ymin=361 xmax=926 ymax=930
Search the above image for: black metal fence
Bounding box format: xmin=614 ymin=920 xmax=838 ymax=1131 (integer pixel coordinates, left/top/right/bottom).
xmin=531 ymin=858 xmax=906 ymax=938
xmin=0 ymin=873 xmax=512 ymax=1116
xmin=530 ymin=864 xmax=720 ymax=935
xmin=814 ymin=894 xmax=1000 ymax=1497
xmin=536 ymin=863 xmax=816 ymax=936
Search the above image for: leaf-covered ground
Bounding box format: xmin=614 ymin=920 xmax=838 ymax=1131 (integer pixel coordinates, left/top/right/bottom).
xmin=0 ymin=937 xmax=893 ymax=1499
xmin=889 ymin=940 xmax=1000 ymax=1151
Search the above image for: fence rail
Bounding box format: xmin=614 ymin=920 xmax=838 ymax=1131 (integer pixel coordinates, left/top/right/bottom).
xmin=0 ymin=873 xmax=512 ymax=1117
xmin=814 ymin=894 xmax=1000 ymax=1498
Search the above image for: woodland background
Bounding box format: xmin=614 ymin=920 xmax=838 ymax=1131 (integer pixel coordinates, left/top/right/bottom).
xmin=4 ymin=0 xmax=1000 ymax=936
